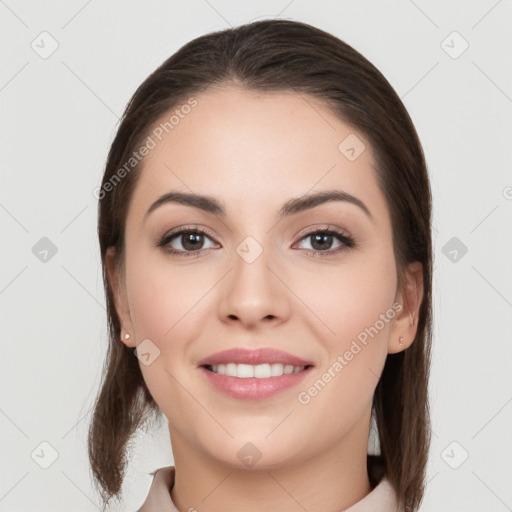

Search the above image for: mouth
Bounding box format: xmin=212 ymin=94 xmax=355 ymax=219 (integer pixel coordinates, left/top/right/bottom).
xmin=198 ymin=362 xmax=315 ymax=401
xmin=202 ymin=362 xmax=314 ymax=378
xmin=197 ymin=347 xmax=315 ymax=400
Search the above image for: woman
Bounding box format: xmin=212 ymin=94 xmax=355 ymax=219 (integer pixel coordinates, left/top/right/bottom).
xmin=89 ymin=19 xmax=432 ymax=512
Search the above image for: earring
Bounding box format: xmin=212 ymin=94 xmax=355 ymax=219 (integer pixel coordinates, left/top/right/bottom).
xmin=122 ymin=333 xmax=130 ymax=341
xmin=399 ymin=336 xmax=406 ymax=346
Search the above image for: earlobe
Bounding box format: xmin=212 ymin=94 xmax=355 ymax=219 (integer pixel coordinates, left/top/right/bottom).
xmin=388 ymin=261 xmax=424 ymax=354
xmin=105 ymin=247 xmax=136 ymax=347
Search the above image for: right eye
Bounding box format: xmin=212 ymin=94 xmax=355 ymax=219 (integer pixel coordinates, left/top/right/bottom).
xmin=157 ymin=227 xmax=220 ymax=257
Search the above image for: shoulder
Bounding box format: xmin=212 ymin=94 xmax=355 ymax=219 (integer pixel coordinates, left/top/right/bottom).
xmin=345 ymin=476 xmax=398 ymax=512
xmin=136 ymin=466 xmax=176 ymax=512
xmin=343 ymin=455 xmax=398 ymax=512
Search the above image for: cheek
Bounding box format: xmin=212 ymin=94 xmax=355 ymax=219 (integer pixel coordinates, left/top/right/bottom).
xmin=292 ymin=250 xmax=397 ymax=412
xmin=124 ymin=251 xmax=206 ymax=421
xmin=123 ymin=245 xmax=217 ymax=395
xmin=125 ymin=248 xmax=205 ymax=341
xmin=295 ymin=249 xmax=397 ymax=349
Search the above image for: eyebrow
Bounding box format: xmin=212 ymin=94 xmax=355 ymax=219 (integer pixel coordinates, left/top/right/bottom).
xmin=144 ymin=190 xmax=372 ymax=221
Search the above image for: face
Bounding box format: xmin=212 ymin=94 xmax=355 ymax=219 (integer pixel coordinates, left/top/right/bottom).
xmin=107 ymin=85 xmax=420 ymax=470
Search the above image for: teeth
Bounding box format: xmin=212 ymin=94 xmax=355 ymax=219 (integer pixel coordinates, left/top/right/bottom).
xmin=209 ymin=363 xmax=306 ymax=378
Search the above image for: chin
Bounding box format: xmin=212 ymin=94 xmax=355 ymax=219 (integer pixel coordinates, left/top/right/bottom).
xmin=204 ymin=435 xmax=308 ymax=472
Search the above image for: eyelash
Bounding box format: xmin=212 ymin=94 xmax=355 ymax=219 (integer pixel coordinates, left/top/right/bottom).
xmin=156 ymin=225 xmax=356 ymax=259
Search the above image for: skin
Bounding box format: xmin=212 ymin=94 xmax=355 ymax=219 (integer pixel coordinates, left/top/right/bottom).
xmin=107 ymin=85 xmax=423 ymax=512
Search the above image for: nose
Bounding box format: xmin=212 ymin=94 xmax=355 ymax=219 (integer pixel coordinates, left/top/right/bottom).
xmin=218 ymin=243 xmax=291 ymax=330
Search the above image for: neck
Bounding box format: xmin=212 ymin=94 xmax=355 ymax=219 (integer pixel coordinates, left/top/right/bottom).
xmin=168 ymin=412 xmax=373 ymax=512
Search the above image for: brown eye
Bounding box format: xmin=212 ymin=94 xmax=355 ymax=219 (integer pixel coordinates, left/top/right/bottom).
xmin=295 ymin=228 xmax=356 ymax=256
xmin=309 ymin=232 xmax=336 ymax=251
xmin=158 ymin=228 xmax=219 ymax=257
xmin=178 ymin=231 xmax=206 ymax=251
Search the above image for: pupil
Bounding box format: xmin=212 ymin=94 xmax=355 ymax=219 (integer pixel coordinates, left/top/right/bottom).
xmin=311 ymin=233 xmax=332 ymax=251
xmin=183 ymin=233 xmax=203 ymax=250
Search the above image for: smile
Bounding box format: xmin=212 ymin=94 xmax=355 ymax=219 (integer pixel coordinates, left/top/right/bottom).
xmin=204 ymin=363 xmax=311 ymax=378
xmin=199 ymin=364 xmax=314 ymax=400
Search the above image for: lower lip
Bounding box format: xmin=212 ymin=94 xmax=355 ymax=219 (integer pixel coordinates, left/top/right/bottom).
xmin=199 ymin=366 xmax=314 ymax=401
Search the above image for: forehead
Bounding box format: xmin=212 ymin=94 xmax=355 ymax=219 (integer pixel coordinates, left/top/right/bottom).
xmin=127 ymin=85 xmax=387 ymax=224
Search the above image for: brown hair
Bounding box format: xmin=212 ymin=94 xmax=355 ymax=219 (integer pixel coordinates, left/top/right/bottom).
xmin=89 ymin=18 xmax=432 ymax=512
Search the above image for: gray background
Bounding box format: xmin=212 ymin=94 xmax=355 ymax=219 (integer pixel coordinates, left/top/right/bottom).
xmin=1 ymin=1 xmax=511 ymax=510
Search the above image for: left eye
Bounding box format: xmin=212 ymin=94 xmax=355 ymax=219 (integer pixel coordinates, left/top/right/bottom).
xmin=295 ymin=229 xmax=354 ymax=254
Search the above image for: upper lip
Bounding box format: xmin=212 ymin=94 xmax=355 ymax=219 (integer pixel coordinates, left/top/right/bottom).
xmin=197 ymin=348 xmax=314 ymax=367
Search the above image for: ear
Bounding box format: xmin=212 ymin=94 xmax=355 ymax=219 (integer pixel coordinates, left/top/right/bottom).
xmin=105 ymin=246 xmax=136 ymax=348
xmin=388 ymin=261 xmax=424 ymax=354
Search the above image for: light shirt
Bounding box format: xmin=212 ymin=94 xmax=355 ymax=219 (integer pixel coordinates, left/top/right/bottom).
xmin=137 ymin=458 xmax=398 ymax=511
